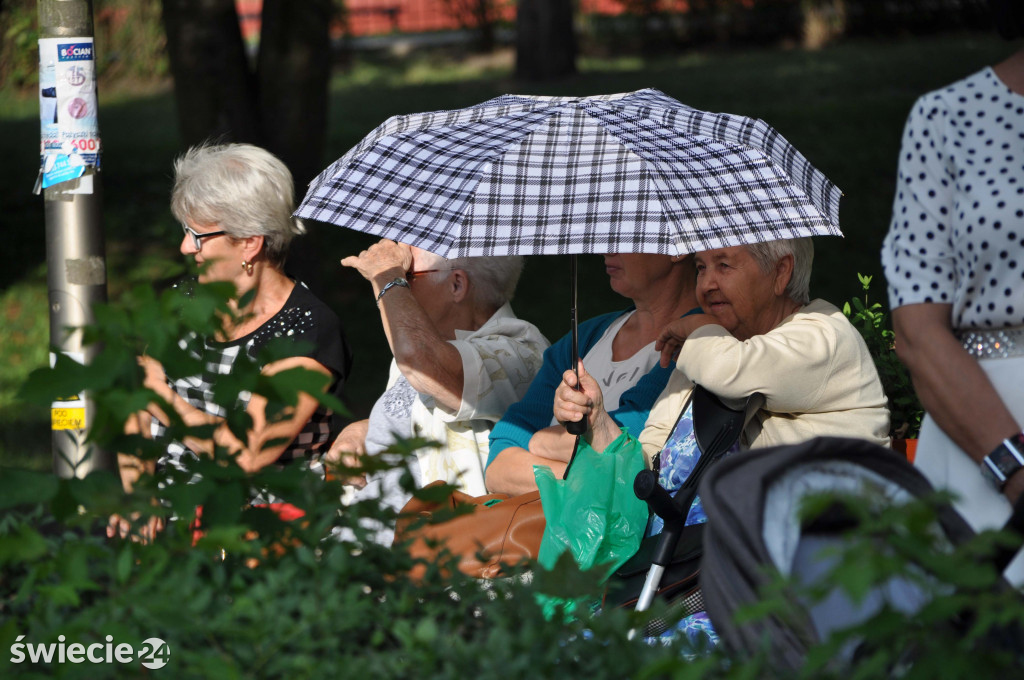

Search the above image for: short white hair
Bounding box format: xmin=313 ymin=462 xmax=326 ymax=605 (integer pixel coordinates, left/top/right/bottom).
xmin=744 ymin=237 xmax=813 ymax=305
xmin=171 ymin=143 xmax=304 ymax=268
xmin=418 ymin=250 xmax=524 ymax=309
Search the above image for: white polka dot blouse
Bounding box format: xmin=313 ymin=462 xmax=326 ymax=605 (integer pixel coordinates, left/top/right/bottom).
xmin=882 ymin=67 xmax=1024 ymax=330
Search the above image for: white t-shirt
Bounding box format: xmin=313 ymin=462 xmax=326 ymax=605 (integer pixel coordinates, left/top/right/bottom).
xmin=548 ymin=310 xmax=661 ymax=425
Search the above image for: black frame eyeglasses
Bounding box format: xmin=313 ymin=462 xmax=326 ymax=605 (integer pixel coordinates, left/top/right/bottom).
xmin=406 ymin=268 xmax=449 ymax=281
xmin=182 ymin=225 xmax=227 ymax=251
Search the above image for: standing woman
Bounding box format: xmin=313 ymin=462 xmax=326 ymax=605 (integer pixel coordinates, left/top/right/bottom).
xmin=117 ymin=143 xmax=352 ymax=501
xmin=881 ymin=1 xmax=1024 ymax=584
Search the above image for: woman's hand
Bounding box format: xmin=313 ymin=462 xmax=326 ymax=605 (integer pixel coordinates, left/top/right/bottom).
xmin=138 ymin=355 xmax=169 ymax=394
xmin=340 ymin=239 xmax=413 ymax=286
xmin=554 ymin=361 xmax=603 ymax=426
xmin=324 ymin=419 xmax=369 ymax=488
xmin=553 ymin=362 xmax=621 ymax=451
xmin=655 ymin=314 xmax=718 ymax=367
xmin=107 ymin=512 xmax=164 ymax=544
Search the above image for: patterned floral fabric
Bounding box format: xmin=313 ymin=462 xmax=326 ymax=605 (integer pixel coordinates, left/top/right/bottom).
xmin=648 ymin=401 xmax=704 ymax=536
xmin=646 ymin=611 xmax=720 ymax=652
xmin=641 ymin=397 xmax=745 ymax=651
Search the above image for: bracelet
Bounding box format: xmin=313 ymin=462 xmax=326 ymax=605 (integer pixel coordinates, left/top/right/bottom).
xmin=375 ymin=277 xmax=409 ymax=306
xmin=981 ymin=432 xmax=1024 ymax=490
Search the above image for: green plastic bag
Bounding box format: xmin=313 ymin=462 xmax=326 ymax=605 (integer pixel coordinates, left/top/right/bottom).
xmin=535 ymin=431 xmax=648 ymax=578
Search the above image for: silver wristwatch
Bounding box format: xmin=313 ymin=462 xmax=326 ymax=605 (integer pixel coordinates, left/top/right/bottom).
xmin=980 ymin=432 xmax=1024 ymax=490
xmin=375 ymin=277 xmax=409 ymax=305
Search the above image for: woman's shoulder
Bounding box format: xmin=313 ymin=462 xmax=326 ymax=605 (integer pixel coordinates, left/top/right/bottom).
xmin=788 ymin=299 xmax=858 ymax=345
xmin=912 ymin=67 xmax=995 ymax=115
xmin=579 ymin=308 xmax=634 ymax=334
xmin=246 ymin=282 xmax=347 ymax=355
xmin=284 ymin=282 xmax=341 ymax=324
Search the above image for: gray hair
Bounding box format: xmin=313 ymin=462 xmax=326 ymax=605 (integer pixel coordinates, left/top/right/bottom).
xmin=171 ymin=143 xmax=304 ymax=268
xmin=418 ymin=250 xmax=525 ymax=309
xmin=744 ymin=237 xmax=813 ymax=305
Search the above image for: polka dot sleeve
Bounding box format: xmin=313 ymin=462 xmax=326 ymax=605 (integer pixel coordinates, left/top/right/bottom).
xmin=882 ymin=91 xmax=958 ymax=310
xmin=881 ymin=68 xmax=1024 ymax=330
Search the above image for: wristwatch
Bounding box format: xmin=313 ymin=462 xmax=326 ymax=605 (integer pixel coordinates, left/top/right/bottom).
xmin=375 ymin=277 xmax=409 ymax=306
xmin=980 ymin=432 xmax=1024 ymax=490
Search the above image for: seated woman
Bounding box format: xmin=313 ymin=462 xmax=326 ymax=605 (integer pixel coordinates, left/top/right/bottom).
xmin=553 ymin=238 xmax=889 ymax=643
xmin=485 ymin=253 xmax=701 ymax=495
xmin=325 ymin=239 xmax=549 ymax=543
xmin=556 ymin=237 xmax=890 ymax=474
xmin=116 ymin=143 xmax=352 ymax=508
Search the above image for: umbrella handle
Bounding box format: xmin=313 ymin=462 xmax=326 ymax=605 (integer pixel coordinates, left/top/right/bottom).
xmin=566 ymin=254 xmax=587 ymax=436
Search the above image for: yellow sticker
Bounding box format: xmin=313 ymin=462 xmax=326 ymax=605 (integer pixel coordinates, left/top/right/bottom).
xmin=51 ymin=407 xmax=86 ymax=430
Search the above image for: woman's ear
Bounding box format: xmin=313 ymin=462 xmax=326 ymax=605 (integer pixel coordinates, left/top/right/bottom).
xmin=773 ymin=254 xmax=794 ymax=297
xmin=242 ymin=235 xmax=265 ymax=262
xmin=450 ymin=269 xmax=469 ymax=303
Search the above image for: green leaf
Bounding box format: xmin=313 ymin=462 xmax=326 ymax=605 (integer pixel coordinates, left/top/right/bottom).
xmin=0 ymin=524 xmax=48 ymax=567
xmin=116 ymin=544 xmax=133 ymax=584
xmin=0 ymin=468 xmax=59 ymax=510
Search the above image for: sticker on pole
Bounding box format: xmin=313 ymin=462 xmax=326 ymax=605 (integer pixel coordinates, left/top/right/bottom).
xmin=49 ymin=351 xmax=86 ymax=431
xmin=38 ymin=37 xmax=101 ymax=191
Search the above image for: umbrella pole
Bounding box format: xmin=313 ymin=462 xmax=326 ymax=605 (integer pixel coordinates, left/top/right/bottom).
xmin=564 ymin=254 xmax=586 ymax=476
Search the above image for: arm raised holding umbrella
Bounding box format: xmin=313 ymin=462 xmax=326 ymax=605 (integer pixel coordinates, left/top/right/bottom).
xmin=325 ymin=239 xmax=549 ymax=543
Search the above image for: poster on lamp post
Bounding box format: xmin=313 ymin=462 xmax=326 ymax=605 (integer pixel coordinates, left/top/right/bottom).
xmin=38 ymin=37 xmax=101 ymax=191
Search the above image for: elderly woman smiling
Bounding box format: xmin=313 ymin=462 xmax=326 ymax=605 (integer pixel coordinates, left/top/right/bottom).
xmin=555 ymin=238 xmax=890 ymax=462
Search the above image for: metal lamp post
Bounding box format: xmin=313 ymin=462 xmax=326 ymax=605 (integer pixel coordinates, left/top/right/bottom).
xmin=38 ymin=0 xmax=113 ymax=477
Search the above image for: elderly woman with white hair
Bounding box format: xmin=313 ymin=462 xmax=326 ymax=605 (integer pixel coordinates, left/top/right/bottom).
xmin=551 ymin=237 xmax=889 ymax=645
xmin=116 ymin=143 xmax=352 ymax=506
xmin=557 ymin=237 xmax=890 ymax=472
xmin=327 ymin=238 xmax=549 ymax=541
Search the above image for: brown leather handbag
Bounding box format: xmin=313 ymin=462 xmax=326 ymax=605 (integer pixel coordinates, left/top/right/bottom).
xmin=394 ymin=480 xmax=545 ymax=580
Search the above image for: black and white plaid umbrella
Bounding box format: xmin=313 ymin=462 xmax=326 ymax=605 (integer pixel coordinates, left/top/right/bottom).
xmin=296 ymin=88 xmax=842 ymax=257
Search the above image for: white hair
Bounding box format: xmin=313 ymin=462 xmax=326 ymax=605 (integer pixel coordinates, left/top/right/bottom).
xmin=744 ymin=237 xmax=813 ymax=305
xmin=418 ymin=250 xmax=525 ymax=309
xmin=171 ymin=143 xmax=304 ymax=268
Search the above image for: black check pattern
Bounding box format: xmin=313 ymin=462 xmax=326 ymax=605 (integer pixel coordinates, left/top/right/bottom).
xmin=154 ymin=332 xmax=332 ymax=476
xmin=296 ymin=89 xmax=842 ymax=257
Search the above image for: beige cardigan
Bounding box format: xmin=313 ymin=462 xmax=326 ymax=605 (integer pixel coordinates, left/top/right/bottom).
xmin=638 ymin=299 xmax=891 ymax=464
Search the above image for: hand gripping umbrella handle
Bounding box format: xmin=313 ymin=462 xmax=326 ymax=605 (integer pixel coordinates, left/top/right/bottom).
xmin=565 ymin=254 xmax=587 ymax=436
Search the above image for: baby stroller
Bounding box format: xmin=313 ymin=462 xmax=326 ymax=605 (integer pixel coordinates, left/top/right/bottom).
xmin=698 ymin=436 xmax=1024 ymax=672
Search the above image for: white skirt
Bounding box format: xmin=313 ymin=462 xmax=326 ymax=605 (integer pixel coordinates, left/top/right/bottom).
xmin=914 ymin=354 xmax=1024 ymax=587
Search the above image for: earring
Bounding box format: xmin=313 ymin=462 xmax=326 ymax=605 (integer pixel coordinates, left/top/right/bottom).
xmin=241 ymin=260 xmax=254 ymax=275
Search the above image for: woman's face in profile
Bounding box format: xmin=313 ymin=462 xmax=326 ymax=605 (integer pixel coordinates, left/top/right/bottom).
xmin=602 ymin=253 xmax=677 ymax=300
xmin=694 ymin=246 xmax=781 ymax=341
xmin=181 ymin=221 xmax=236 ymax=284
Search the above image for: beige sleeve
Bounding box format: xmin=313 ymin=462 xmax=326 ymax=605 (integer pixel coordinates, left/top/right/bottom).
xmin=677 ymin=315 xmax=838 ymax=413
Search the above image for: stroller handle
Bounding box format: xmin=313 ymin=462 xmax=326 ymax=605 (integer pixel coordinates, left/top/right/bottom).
xmin=634 ymin=469 xmax=685 ymax=525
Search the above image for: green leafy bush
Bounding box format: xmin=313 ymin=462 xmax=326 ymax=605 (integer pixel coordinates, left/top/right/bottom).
xmin=3 ymin=276 xmax=1021 ymax=678
xmin=0 ymin=279 xmax=705 ymax=678
xmin=843 ymin=273 xmax=923 ymax=440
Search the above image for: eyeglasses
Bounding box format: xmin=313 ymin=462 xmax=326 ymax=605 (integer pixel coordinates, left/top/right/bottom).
xmin=406 ymin=268 xmax=448 ymax=281
xmin=182 ymin=225 xmax=227 ymax=251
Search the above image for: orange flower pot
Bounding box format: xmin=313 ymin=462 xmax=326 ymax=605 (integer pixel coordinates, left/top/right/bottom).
xmin=893 ymin=438 xmax=917 ymax=463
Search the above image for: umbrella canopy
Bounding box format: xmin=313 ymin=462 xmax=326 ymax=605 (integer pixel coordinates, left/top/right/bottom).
xmin=295 ymin=88 xmax=842 ymax=257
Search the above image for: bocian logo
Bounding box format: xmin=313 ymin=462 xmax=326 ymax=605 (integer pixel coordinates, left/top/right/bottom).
xmin=57 ymin=43 xmax=93 ymax=61
xmin=10 ymin=635 xmax=169 ymax=670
